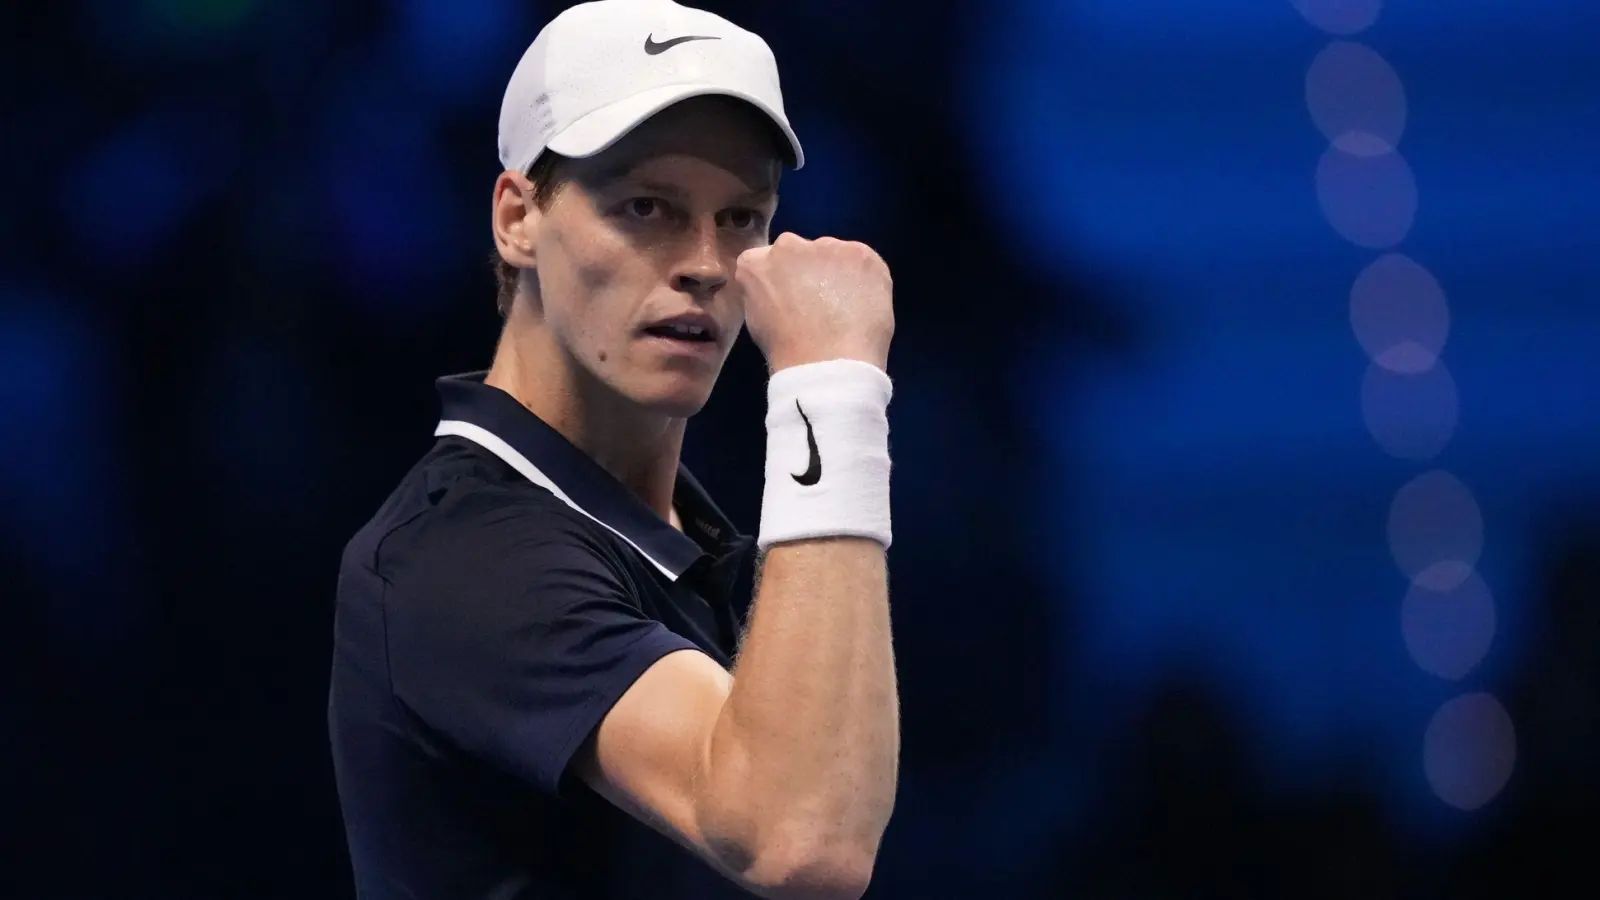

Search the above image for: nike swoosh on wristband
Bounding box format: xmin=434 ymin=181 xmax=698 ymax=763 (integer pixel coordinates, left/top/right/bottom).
xmin=644 ymin=34 xmax=721 ymax=54
xmin=791 ymin=400 xmax=822 ymax=486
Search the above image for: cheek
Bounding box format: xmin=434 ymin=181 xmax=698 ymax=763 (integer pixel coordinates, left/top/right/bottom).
xmin=540 ymin=219 xmax=660 ymax=365
xmin=542 ymin=221 xmax=625 ymax=327
xmin=725 ymin=289 xmax=748 ymax=334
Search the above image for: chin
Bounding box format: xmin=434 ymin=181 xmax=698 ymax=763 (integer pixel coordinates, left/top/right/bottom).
xmin=628 ymin=374 xmax=717 ymax=419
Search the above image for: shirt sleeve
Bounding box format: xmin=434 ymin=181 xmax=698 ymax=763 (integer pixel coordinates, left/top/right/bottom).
xmin=385 ymin=497 xmax=701 ymax=795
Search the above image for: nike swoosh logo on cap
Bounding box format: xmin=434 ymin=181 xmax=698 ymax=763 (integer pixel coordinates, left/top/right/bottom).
xmin=644 ymin=34 xmax=721 ymax=54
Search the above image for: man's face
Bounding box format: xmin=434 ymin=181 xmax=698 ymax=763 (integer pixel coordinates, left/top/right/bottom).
xmin=518 ymin=97 xmax=782 ymax=418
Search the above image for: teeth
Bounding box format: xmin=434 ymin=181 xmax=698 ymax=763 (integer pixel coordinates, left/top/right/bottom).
xmin=669 ymin=324 xmax=706 ymax=337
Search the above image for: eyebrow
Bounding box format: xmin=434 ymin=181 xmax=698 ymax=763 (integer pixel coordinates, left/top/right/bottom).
xmin=628 ymin=179 xmax=777 ymax=204
xmin=594 ymin=160 xmax=778 ymax=202
xmin=594 ymin=158 xmax=646 ymax=184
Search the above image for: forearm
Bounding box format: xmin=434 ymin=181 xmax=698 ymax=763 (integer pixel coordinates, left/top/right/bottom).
xmin=698 ymin=537 xmax=897 ymax=890
xmin=693 ymin=344 xmax=899 ymax=893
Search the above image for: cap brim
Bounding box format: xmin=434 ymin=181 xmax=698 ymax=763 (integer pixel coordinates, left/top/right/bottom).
xmin=545 ymin=83 xmax=804 ymax=169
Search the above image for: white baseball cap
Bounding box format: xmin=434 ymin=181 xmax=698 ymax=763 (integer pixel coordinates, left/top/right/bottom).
xmin=498 ymin=0 xmax=805 ymax=174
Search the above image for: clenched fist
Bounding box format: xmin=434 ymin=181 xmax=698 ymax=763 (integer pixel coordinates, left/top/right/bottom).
xmin=735 ymin=233 xmax=895 ymax=374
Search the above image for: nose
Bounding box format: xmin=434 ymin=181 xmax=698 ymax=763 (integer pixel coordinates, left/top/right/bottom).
xmin=670 ymin=222 xmax=731 ymax=297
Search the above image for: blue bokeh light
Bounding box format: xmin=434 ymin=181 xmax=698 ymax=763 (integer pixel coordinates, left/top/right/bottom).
xmin=316 ymin=51 xmax=465 ymax=314
xmin=0 ymin=292 xmax=145 ymax=655
xmin=976 ymin=4 xmax=1600 ymax=838
xmin=80 ymin=0 xmax=262 ymax=62
xmin=62 ymin=98 xmax=241 ymax=269
xmin=772 ymin=114 xmax=880 ymax=241
xmin=399 ymin=0 xmax=532 ymax=106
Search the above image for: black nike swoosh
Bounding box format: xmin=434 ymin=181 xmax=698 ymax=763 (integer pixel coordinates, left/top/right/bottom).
xmin=644 ymin=34 xmax=721 ymax=55
xmin=791 ymin=400 xmax=822 ymax=486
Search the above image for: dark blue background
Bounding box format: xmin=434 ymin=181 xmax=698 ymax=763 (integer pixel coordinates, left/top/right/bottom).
xmin=3 ymin=0 xmax=1597 ymax=896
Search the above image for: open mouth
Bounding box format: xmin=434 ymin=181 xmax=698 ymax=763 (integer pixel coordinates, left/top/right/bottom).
xmin=643 ymin=322 xmax=716 ymax=343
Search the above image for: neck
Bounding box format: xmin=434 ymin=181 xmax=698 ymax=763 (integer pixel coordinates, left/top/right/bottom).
xmin=485 ymin=310 xmax=685 ymax=523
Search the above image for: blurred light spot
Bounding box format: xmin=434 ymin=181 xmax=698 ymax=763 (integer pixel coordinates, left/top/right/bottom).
xmin=1350 ymin=254 xmax=1449 ymax=374
xmin=1424 ymin=693 xmax=1516 ymax=811
xmin=1306 ymin=42 xmax=1406 ymax=157
xmin=1361 ymin=359 xmax=1458 ymax=460
xmin=147 ymin=0 xmax=259 ymax=37
xmin=318 ymin=60 xmax=461 ymax=312
xmin=1402 ymin=563 xmax=1496 ymax=680
xmin=773 ymin=115 xmax=879 ymax=239
xmin=63 ymin=100 xmax=241 ymax=269
xmin=1375 ymin=342 xmax=1437 ymax=374
xmin=68 ymin=121 xmax=186 ymax=266
xmin=1388 ymin=471 xmax=1483 ymax=591
xmin=0 ymin=306 xmax=79 ymax=517
xmin=0 ymin=295 xmax=144 ymax=652
xmin=1316 ymin=144 xmax=1417 ymax=249
xmin=83 ymin=0 xmax=260 ymax=59
xmin=400 ymin=0 xmax=528 ymax=105
xmin=1293 ymin=0 xmax=1383 ymax=35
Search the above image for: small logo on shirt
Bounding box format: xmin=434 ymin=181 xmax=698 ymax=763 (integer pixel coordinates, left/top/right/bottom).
xmin=791 ymin=400 xmax=822 ymax=486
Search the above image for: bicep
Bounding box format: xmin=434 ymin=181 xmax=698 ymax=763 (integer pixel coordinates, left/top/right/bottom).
xmin=572 ymin=647 xmax=760 ymax=883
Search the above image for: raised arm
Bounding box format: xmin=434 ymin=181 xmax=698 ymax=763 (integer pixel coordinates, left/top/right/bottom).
xmin=577 ymin=234 xmax=899 ymax=899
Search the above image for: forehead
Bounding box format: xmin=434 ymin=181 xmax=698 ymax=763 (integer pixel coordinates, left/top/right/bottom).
xmin=573 ymin=96 xmax=784 ymax=192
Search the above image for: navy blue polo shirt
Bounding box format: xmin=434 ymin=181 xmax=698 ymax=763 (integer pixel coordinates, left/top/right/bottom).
xmin=329 ymin=372 xmax=756 ymax=900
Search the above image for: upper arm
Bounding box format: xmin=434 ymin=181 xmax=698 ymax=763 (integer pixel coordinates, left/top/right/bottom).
xmin=573 ymin=601 xmax=871 ymax=900
xmin=385 ymin=503 xmax=780 ymax=892
xmin=570 ymin=649 xmax=755 ymax=878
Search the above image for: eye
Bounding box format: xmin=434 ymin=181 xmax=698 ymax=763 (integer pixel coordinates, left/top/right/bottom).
xmin=624 ymin=198 xmax=662 ymax=219
xmin=722 ymin=208 xmax=765 ymax=232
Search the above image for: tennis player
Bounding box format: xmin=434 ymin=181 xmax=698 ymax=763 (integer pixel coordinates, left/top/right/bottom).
xmin=328 ymin=2 xmax=899 ymax=898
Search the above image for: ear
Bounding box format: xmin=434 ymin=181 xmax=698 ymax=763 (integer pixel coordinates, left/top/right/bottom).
xmin=492 ymin=169 xmax=540 ymax=270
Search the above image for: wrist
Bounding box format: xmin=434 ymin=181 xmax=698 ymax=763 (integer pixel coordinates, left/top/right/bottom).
xmin=756 ymin=360 xmax=894 ymax=550
xmin=766 ymin=350 xmax=890 ymax=376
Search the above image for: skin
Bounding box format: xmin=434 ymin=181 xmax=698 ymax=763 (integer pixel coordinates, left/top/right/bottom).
xmin=487 ymin=96 xmax=899 ymax=900
xmin=488 ymin=96 xmax=782 ymax=523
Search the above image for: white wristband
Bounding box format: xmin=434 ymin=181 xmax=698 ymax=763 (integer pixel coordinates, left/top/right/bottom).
xmin=757 ymin=359 xmax=894 ymax=550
